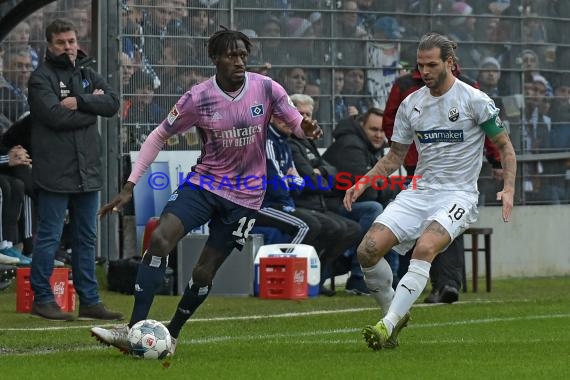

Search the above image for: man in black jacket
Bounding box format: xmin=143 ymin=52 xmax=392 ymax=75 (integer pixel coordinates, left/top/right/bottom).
xmin=323 ymin=108 xmax=400 ymax=293
xmin=27 ymin=19 xmax=123 ymax=321
xmin=288 ymin=94 xmax=362 ymax=295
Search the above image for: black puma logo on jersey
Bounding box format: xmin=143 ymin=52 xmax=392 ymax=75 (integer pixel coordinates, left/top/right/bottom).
xmin=401 ymin=284 xmax=416 ymax=294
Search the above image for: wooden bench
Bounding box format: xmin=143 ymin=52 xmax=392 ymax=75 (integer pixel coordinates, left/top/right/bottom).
xmin=462 ymin=227 xmax=493 ymax=293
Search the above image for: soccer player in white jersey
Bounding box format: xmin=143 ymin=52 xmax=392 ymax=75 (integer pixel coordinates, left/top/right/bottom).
xmin=91 ymin=28 xmax=322 ymax=356
xmin=343 ymin=32 xmax=517 ymax=350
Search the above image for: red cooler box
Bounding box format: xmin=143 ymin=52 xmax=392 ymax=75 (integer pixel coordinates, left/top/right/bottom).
xmin=16 ymin=268 xmax=76 ymax=313
xmin=259 ymin=257 xmax=307 ymax=300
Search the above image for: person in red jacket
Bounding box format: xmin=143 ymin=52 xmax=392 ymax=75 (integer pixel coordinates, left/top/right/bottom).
xmin=383 ymin=63 xmax=502 ymax=303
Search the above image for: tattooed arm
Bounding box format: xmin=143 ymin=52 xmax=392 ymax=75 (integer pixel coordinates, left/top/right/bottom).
xmin=491 ymin=132 xmax=517 ymax=222
xmin=343 ymin=142 xmax=410 ymax=211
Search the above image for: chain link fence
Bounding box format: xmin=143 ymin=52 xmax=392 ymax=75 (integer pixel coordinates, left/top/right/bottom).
xmin=1 ymin=0 xmax=569 ymax=205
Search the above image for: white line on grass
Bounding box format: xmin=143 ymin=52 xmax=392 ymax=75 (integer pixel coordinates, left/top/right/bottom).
xmin=3 ymin=313 xmax=568 ymax=356
xmin=1 ymin=299 xmax=525 ymax=332
xmin=184 ymin=313 xmax=570 ymax=345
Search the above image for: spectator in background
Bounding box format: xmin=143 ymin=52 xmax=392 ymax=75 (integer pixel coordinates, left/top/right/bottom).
xmin=121 ymin=0 xmax=144 ymax=60
xmin=26 ymin=9 xmax=47 ymax=62
xmin=0 ymin=138 xmax=30 ymax=265
xmin=278 ymin=67 xmax=307 ymax=95
xmin=521 ymin=8 xmax=547 ymax=43
xmin=2 ymin=21 xmax=39 ymax=69
xmin=286 ymin=17 xmax=317 ymax=65
xmin=255 ymin=115 xmax=348 ymax=271
xmin=520 ymin=49 xmax=553 ymax=96
xmin=355 ymin=0 xmax=378 ymax=30
xmin=323 ymin=108 xmax=398 ymax=294
xmin=187 ymin=0 xmax=215 ymax=66
xmin=68 ymin=7 xmax=91 ymax=54
xmin=472 ymin=0 xmax=512 ymax=15
xmin=189 ymin=1 xmax=212 ymax=36
xmin=27 ymin=19 xmax=123 ymax=321
xmin=120 ymin=51 xmax=136 ymax=89
xmin=123 ymin=70 xmax=165 ymax=125
xmin=170 ymin=0 xmax=190 ymax=31
xmin=543 ymin=76 xmax=570 ymax=203
xmin=447 ymin=1 xmax=482 ymax=78
xmin=141 ymin=2 xmax=178 ymax=65
xmin=521 ymin=74 xmax=552 ymax=203
xmin=372 ymin=16 xmax=402 ymax=42
xmin=549 ymin=76 xmax=570 ymax=150
xmin=256 ymin=14 xmax=289 ymax=68
xmin=288 ymin=94 xmax=362 ymax=296
xmin=475 ymin=14 xmax=513 ymax=70
xmin=154 ymin=26 xmax=195 ymax=108
xmin=334 ymin=69 xmax=359 ymax=120
xmin=159 ymin=60 xmax=211 ymax=105
xmin=335 ymin=0 xmax=369 ymax=66
xmin=304 ymin=81 xmax=324 ymax=124
xmin=478 ymin=57 xmax=503 ymax=97
xmin=0 ymin=47 xmax=32 ymax=125
xmin=1 ymin=114 xmax=36 ymax=260
xmin=342 ymin=68 xmax=373 ymax=116
xmin=123 ymin=71 xmax=166 ymax=149
xmin=368 ymin=16 xmax=402 ymax=109
xmin=477 ymin=57 xmax=507 ymax=205
xmin=307 ymin=11 xmax=331 ymax=66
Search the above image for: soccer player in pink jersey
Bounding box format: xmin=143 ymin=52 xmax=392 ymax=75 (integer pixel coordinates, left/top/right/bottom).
xmin=91 ymin=28 xmax=322 ymax=356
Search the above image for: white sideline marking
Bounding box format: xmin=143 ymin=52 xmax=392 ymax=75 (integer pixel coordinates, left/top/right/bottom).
xmin=185 ymin=313 xmax=570 ymax=345
xmin=1 ymin=299 xmax=522 ymax=332
xmin=3 ymin=312 xmax=569 ymax=356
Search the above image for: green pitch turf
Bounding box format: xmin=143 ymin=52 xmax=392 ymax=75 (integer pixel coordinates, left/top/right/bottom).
xmin=1 ymin=276 xmax=569 ymax=380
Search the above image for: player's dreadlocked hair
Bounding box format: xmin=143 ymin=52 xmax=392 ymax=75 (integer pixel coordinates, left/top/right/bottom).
xmin=418 ymin=32 xmax=458 ymax=65
xmin=208 ymin=27 xmax=252 ymax=59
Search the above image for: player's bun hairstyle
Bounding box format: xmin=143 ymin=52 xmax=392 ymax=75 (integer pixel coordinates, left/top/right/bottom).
xmin=418 ymin=32 xmax=458 ymax=64
xmin=208 ymin=26 xmax=253 ymax=59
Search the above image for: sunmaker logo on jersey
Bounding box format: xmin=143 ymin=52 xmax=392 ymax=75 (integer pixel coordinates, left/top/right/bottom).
xmin=416 ymin=130 xmax=464 ymax=143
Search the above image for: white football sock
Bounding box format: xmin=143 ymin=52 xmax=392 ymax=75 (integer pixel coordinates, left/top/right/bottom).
xmin=384 ymin=259 xmax=431 ymax=334
xmin=361 ymin=258 xmax=394 ymax=316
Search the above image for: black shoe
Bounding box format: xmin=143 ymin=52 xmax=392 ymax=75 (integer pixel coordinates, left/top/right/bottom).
xmin=439 ymin=285 xmax=459 ymax=304
xmin=424 ymin=289 xmax=440 ymax=304
xmin=319 ymin=285 xmax=336 ymax=297
xmin=345 ymin=276 xmax=370 ymax=295
xmin=78 ymin=303 xmax=124 ymax=321
xmin=31 ymin=302 xmax=75 ymax=321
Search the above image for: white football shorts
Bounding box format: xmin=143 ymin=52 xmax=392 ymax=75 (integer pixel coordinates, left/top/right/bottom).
xmin=374 ymin=188 xmax=479 ymax=254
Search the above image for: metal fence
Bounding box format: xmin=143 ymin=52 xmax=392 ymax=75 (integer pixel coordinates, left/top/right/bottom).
xmin=1 ymin=0 xmax=569 ymax=205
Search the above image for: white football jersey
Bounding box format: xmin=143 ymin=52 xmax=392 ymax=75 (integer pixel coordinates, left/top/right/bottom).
xmin=393 ymin=79 xmax=499 ymax=192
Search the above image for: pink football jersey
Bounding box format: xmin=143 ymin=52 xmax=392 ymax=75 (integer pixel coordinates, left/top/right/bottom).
xmin=161 ymin=72 xmax=304 ymax=209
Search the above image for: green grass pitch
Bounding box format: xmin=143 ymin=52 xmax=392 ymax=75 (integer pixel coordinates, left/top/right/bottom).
xmin=1 ymin=276 xmax=569 ymax=380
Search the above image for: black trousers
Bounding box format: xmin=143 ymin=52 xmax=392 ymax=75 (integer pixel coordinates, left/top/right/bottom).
xmin=397 ymin=237 xmax=465 ymax=291
xmin=0 ymin=174 xmax=25 ymax=243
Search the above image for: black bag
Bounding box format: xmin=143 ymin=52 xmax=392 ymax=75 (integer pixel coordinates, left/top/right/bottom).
xmin=107 ymin=256 xmax=142 ymax=294
xmin=107 ymin=256 xmax=174 ymax=295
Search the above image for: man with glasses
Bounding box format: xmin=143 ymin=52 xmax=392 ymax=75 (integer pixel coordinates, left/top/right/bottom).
xmin=0 ymin=47 xmax=33 ymax=127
